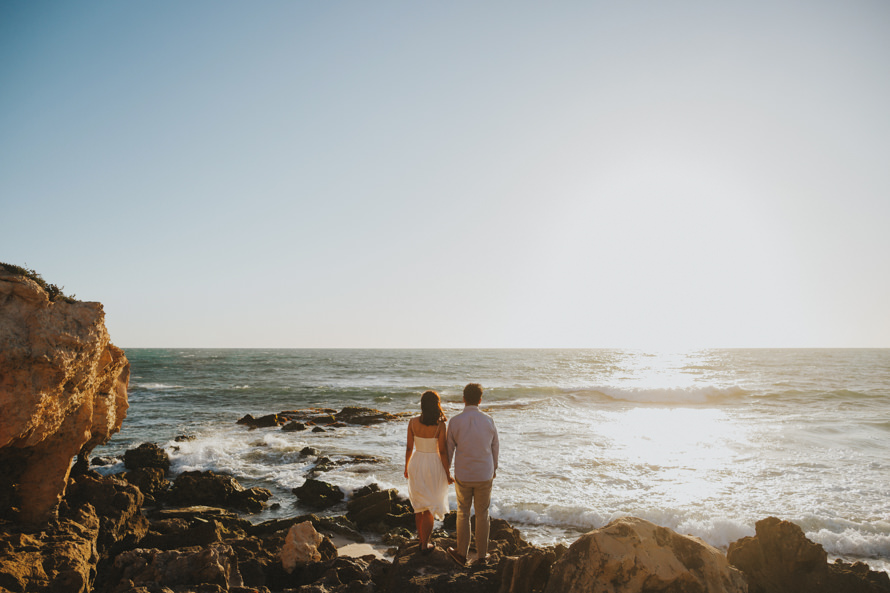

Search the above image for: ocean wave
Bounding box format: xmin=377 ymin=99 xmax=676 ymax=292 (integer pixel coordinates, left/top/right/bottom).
xmin=131 ymin=382 xmax=183 ymax=390
xmin=808 ymin=528 xmax=890 ymax=560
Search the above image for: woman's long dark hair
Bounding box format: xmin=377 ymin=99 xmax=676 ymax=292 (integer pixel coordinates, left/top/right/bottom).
xmin=420 ymin=390 xmax=446 ymax=426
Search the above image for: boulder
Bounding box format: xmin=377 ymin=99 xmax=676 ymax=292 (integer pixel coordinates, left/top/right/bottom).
xmin=385 ymin=539 xmax=499 ymax=592
xmin=334 ymin=406 xmax=402 ymax=425
xmin=101 ymin=542 xmax=243 ymax=592
xmin=236 ymin=413 xmax=284 ymax=429
xmin=346 ymin=488 xmax=400 ymax=528
xmin=280 ymin=521 xmax=327 ymax=573
xmin=292 ymin=479 xmax=345 ymax=509
xmin=544 ymin=517 xmax=747 ymax=593
xmin=166 ymin=470 xmax=272 ymax=513
xmin=0 ymin=265 xmax=130 ymax=524
xmin=123 ymin=443 xmax=170 ymax=473
xmin=62 ymin=472 xmax=148 ymax=556
xmin=497 ymin=548 xmax=560 ymax=593
xmin=122 ymin=467 xmax=170 ymax=504
xmin=728 ymin=516 xmax=890 ymax=593
xmin=282 ymin=421 xmax=307 ymax=432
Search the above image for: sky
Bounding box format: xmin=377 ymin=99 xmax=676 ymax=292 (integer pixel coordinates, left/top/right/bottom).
xmin=1 ymin=1 xmax=888 ymax=349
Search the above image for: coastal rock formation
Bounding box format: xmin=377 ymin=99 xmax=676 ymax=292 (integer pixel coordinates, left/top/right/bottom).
xmin=292 ymin=478 xmax=346 ymax=509
xmin=0 ymin=265 xmax=130 ymax=524
xmin=728 ymin=516 xmax=890 ymax=593
xmin=101 ymin=542 xmax=244 ymax=592
xmin=237 ymin=406 xmax=411 ymax=430
xmin=166 ymin=470 xmax=273 ymax=513
xmin=123 ymin=442 xmax=170 ymax=473
xmin=280 ymin=521 xmax=326 ymax=572
xmin=544 ymin=517 xmax=747 ymax=593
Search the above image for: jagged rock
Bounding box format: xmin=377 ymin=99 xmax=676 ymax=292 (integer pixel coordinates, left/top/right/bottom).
xmin=282 ymin=421 xmax=307 ymax=432
xmin=123 ymin=443 xmax=170 ymax=473
xmin=280 ymin=521 xmax=327 ymax=573
xmin=386 ymin=539 xmax=499 ymax=592
xmin=173 ymin=435 xmax=195 ymax=442
xmin=728 ymin=516 xmax=890 ymax=593
xmin=122 ymin=467 xmax=170 ymax=504
xmin=346 ymin=488 xmax=401 ymax=528
xmin=0 ymin=504 xmax=100 ymax=593
xmin=0 ymin=266 xmax=130 ymax=524
xmin=91 ymin=456 xmax=120 ymax=467
xmin=100 ymin=543 xmax=243 ymax=592
xmin=292 ymin=479 xmax=345 ymax=509
xmin=309 ymin=455 xmax=385 ymax=478
xmin=166 ymin=470 xmax=272 ymax=513
xmin=236 ymin=414 xmax=284 ymax=429
xmin=334 ymin=406 xmax=403 ymax=425
xmin=62 ymin=473 xmax=148 ymax=556
xmin=300 ymin=447 xmax=320 ymax=457
xmin=544 ymin=517 xmax=747 ymax=593
xmin=497 ymin=548 xmax=560 ymax=593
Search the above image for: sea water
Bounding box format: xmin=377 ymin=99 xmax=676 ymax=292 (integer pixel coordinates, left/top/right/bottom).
xmin=92 ymin=348 xmax=890 ymax=573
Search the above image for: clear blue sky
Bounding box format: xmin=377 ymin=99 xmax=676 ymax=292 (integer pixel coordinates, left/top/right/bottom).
xmin=2 ymin=1 xmax=888 ymax=348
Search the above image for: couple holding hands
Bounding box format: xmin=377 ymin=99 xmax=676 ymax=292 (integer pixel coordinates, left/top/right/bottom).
xmin=403 ymin=383 xmax=499 ymax=567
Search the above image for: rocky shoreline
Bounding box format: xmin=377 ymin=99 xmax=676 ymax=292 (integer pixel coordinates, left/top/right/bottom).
xmin=2 ymin=266 xmax=889 ymax=592
xmin=2 ymin=416 xmax=890 ymax=593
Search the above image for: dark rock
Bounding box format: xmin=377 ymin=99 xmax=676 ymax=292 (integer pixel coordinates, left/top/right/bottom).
xmin=351 ymin=483 xmax=381 ymax=499
xmin=312 ymin=426 xmax=326 ymax=433
xmin=728 ymin=516 xmax=890 ymax=593
xmin=335 ymin=406 xmax=403 ymax=426
xmin=91 ymin=456 xmax=120 ymax=467
xmin=309 ymin=455 xmax=386 ymax=478
xmin=174 ymin=435 xmax=196 ymax=442
xmin=0 ymin=503 xmax=100 ymax=593
xmin=122 ymin=467 xmax=170 ymax=504
xmin=496 ymin=548 xmax=557 ymax=593
xmin=166 ymin=470 xmax=272 ymax=513
xmin=293 ymin=479 xmax=345 ymax=509
xmin=301 ymin=447 xmax=321 ymax=457
xmin=63 ymin=472 xmax=148 ymax=556
xmin=386 ymin=539 xmax=499 ymax=592
xmin=237 ymin=413 xmax=284 ymax=429
xmin=347 ymin=488 xmax=400 ymax=528
xmin=123 ymin=443 xmax=170 ymax=473
xmin=282 ymin=421 xmax=307 ymax=432
xmin=100 ymin=543 xmax=244 ymax=592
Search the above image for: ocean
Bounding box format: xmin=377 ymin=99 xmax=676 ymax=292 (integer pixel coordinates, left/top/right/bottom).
xmin=92 ymin=348 xmax=890 ymax=573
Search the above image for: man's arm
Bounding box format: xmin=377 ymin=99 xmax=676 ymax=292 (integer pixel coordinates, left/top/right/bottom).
xmin=491 ymin=420 xmax=499 ymax=479
xmin=446 ymin=419 xmax=457 ymax=465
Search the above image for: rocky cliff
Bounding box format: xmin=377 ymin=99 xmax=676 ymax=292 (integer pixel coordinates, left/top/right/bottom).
xmin=0 ymin=264 xmax=129 ymax=524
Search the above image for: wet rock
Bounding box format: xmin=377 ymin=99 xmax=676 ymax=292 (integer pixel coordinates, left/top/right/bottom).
xmin=91 ymin=456 xmax=120 ymax=467
xmin=282 ymin=421 xmax=307 ymax=432
xmin=312 ymin=426 xmax=326 ymax=433
xmin=237 ymin=413 xmax=284 ymax=429
xmin=293 ymin=479 xmax=345 ymax=509
xmin=309 ymin=455 xmax=385 ymax=477
xmin=174 ymin=435 xmax=196 ymax=442
xmin=301 ymin=446 xmax=321 ymax=457
xmin=166 ymin=470 xmax=272 ymax=513
xmin=728 ymin=516 xmax=890 ymax=593
xmin=123 ymin=443 xmax=170 ymax=474
xmin=544 ymin=517 xmax=747 ymax=593
xmin=100 ymin=542 xmax=243 ymax=593
xmin=335 ymin=406 xmax=404 ymax=425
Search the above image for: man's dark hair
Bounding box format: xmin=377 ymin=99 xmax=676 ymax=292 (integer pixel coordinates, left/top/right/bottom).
xmin=463 ymin=383 xmax=483 ymax=405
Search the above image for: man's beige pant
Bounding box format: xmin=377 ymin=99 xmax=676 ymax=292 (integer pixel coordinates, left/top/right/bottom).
xmin=454 ymin=478 xmax=493 ymax=559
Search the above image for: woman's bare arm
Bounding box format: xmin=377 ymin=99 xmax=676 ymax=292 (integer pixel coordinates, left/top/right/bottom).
xmin=437 ymin=420 xmax=453 ymax=484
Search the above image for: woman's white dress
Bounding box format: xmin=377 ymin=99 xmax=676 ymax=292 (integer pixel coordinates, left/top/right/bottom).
xmin=407 ymin=427 xmax=450 ymax=520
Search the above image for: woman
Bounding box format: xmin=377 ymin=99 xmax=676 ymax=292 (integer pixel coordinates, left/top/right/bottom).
xmin=404 ymin=390 xmax=454 ymax=553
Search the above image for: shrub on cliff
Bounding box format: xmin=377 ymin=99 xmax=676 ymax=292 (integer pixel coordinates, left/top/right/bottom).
xmin=0 ymin=262 xmax=77 ymax=302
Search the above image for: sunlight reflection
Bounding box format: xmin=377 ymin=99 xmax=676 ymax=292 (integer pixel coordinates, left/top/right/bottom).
xmin=593 ymin=407 xmax=746 ymax=504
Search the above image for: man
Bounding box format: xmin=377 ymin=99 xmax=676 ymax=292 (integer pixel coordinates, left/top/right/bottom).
xmin=446 ymin=382 xmax=499 ymax=567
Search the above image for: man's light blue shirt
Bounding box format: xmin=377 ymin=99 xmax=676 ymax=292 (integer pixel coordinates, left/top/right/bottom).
xmin=446 ymin=405 xmax=499 ymax=482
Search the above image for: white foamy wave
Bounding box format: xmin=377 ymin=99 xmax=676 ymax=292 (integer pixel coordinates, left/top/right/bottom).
xmin=572 ymin=384 xmax=746 ymax=404
xmin=132 ymin=382 xmax=183 ymax=390
xmin=808 ymin=528 xmax=890 ymax=561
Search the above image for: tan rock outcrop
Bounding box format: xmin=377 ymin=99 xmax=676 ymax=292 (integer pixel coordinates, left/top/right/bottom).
xmin=544 ymin=517 xmax=748 ymax=593
xmin=280 ymin=520 xmax=326 ymax=573
xmin=0 ymin=265 xmax=129 ymax=523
